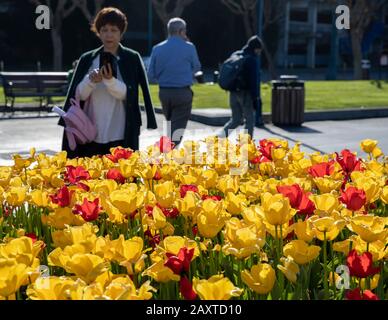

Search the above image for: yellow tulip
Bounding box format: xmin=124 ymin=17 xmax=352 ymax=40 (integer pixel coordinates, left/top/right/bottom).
xmin=260 ymin=192 xmax=296 ymax=226
xmin=309 ymin=216 xmax=346 ymax=241
xmin=0 ymin=236 xmax=43 ymax=267
xmin=313 ymin=177 xmax=342 ymax=194
xmin=109 ymin=185 xmax=144 ymax=215
xmin=159 ymin=236 xmax=201 ymax=258
xmin=93 ymin=180 xmax=118 ymax=196
xmin=103 ymin=235 xmax=146 ymax=275
xmin=217 ymin=175 xmax=239 ymax=194
xmin=371 ymin=147 xmax=383 ymax=159
xmin=348 ymin=215 xmax=387 ymax=243
xmin=99 ymin=277 xmax=156 ymax=300
xmin=144 ymin=206 xmax=167 ymax=230
xmin=197 ymin=199 xmax=228 ymax=238
xmin=65 ymin=253 xmax=109 ymax=284
xmin=193 ymin=275 xmax=243 ymax=300
xmin=360 ymin=139 xmax=378 ymax=153
xmin=225 ymin=192 xmax=247 ymax=215
xmin=353 ymin=177 xmax=381 ymax=203
xmin=26 ymin=276 xmax=77 ymax=300
xmin=29 ymin=189 xmax=50 ymax=207
xmin=277 ymin=256 xmax=300 ymax=284
xmin=222 ymin=217 xmax=265 ymax=259
xmin=142 ymin=260 xmax=180 ymax=283
xmin=0 ymin=167 xmax=12 ymax=187
xmin=46 ymin=207 xmax=84 ymax=229
xmin=51 ymin=223 xmax=98 ymax=250
xmin=239 ymin=180 xmax=262 ymax=200
xmin=5 ymin=186 xmax=27 ymax=206
xmin=283 ymin=240 xmax=321 ymax=265
xmin=312 ymin=193 xmax=340 ymax=216
xmin=0 ymin=259 xmax=29 ymax=298
xmin=358 ymin=274 xmax=380 ymax=291
xmin=241 ymin=263 xmax=276 ymax=294
xmin=380 ymin=186 xmax=388 ymax=204
xmin=175 ymin=191 xmax=200 ymax=220
xmin=154 ymin=181 xmax=176 ymax=208
xmin=293 ymin=219 xmax=315 ymax=242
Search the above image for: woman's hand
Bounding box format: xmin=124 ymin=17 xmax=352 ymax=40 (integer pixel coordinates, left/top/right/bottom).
xmin=89 ymin=69 xmax=103 ymax=83
xmin=101 ymin=63 xmax=113 ymax=80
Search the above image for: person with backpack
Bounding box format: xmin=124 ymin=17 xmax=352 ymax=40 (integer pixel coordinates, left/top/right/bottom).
xmin=219 ymin=35 xmax=263 ymax=138
xmin=59 ymin=7 xmax=157 ymax=158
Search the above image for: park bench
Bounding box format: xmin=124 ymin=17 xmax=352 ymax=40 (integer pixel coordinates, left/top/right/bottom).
xmin=0 ymin=72 xmax=69 ymax=113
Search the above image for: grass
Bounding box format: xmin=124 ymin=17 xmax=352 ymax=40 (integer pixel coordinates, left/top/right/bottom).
xmin=1 ymin=80 xmax=388 ymax=112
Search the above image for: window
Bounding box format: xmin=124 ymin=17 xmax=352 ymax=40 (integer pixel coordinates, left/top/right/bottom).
xmin=317 ymin=11 xmax=332 ymax=24
xmin=290 ymin=9 xmax=308 ymax=22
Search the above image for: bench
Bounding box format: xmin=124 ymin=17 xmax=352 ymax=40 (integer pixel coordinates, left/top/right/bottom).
xmin=0 ymin=72 xmax=69 ymax=113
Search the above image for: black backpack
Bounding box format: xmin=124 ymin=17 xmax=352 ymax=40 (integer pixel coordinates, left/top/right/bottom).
xmin=218 ymin=52 xmax=246 ymax=91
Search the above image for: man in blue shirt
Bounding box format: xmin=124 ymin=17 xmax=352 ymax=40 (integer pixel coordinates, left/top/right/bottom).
xmin=148 ymin=17 xmax=201 ymax=147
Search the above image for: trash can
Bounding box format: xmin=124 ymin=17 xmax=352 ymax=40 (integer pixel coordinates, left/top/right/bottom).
xmin=271 ymin=75 xmax=305 ymax=126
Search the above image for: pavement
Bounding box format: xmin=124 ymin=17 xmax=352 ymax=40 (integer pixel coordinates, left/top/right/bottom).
xmin=1 ymin=111 xmax=387 ymax=166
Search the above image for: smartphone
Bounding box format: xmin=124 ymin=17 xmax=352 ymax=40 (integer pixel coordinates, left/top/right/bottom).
xmin=99 ymin=51 xmax=117 ymax=78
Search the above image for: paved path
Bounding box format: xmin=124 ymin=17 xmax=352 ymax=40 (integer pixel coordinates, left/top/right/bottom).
xmin=0 ymin=113 xmax=387 ymax=166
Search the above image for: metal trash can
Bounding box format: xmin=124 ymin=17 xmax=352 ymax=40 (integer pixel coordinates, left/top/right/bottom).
xmin=271 ymin=75 xmax=305 ymax=126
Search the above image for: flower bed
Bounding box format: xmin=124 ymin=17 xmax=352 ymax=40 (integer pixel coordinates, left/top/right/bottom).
xmin=0 ymin=136 xmax=387 ymax=300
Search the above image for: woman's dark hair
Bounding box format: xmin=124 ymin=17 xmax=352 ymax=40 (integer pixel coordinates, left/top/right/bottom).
xmin=91 ymin=7 xmax=128 ymax=34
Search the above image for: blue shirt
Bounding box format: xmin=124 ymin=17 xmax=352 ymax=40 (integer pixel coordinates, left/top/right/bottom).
xmin=147 ymin=36 xmax=201 ymax=87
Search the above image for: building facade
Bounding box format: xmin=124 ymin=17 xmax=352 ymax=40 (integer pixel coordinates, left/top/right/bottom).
xmin=276 ymin=0 xmax=388 ymax=69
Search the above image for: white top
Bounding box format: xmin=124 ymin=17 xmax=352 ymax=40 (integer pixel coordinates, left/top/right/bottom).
xmin=77 ymin=55 xmax=127 ymax=144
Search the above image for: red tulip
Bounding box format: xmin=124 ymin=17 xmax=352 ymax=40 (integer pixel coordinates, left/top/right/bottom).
xmin=105 ymin=147 xmax=133 ymax=163
xmin=346 ymin=250 xmax=380 ymax=278
xmin=179 ymin=276 xmax=197 ymax=300
xmin=335 ymin=149 xmax=363 ymax=175
xmin=73 ymin=198 xmax=101 ymax=222
xmin=106 ymin=168 xmax=126 ymax=184
xmin=155 ymin=136 xmax=175 ymax=153
xmin=164 ymin=247 xmax=195 ymax=275
xmin=258 ymin=139 xmax=275 ymax=162
xmin=159 ymin=205 xmax=180 ymax=219
xmin=144 ymin=229 xmax=161 ymax=249
xmin=201 ymin=194 xmax=222 ymax=201
xmin=277 ymin=184 xmax=303 ymax=208
xmin=49 ymin=185 xmax=74 ymax=207
xmin=180 ymin=185 xmax=199 ymax=198
xmin=277 ymin=184 xmax=315 ymax=216
xmin=153 ymin=169 xmax=162 ymax=181
xmin=339 ymin=187 xmax=366 ymax=211
xmin=346 ymin=288 xmax=379 ymax=300
xmin=308 ymin=161 xmax=335 ymax=178
xmin=25 ymin=232 xmax=37 ymax=243
xmin=297 ymin=192 xmax=316 ymax=217
xmin=76 ymin=182 xmax=90 ymax=192
xmin=65 ymin=165 xmax=90 ymax=184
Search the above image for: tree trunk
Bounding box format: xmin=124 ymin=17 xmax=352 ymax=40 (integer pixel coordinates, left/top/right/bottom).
xmin=51 ymin=28 xmax=63 ymax=71
xmin=351 ymin=31 xmax=363 ymax=80
xmin=242 ymin=11 xmax=254 ymax=38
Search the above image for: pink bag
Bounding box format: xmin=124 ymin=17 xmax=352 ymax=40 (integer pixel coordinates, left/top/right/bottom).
xmin=54 ymin=92 xmax=97 ymax=151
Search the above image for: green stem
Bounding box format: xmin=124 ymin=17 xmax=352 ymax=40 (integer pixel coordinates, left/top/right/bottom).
xmin=323 ymin=231 xmax=329 ymax=300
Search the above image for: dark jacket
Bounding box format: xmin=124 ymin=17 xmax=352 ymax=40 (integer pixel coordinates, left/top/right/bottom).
xmin=233 ymin=46 xmax=260 ymax=103
xmin=59 ymin=44 xmax=157 ymax=153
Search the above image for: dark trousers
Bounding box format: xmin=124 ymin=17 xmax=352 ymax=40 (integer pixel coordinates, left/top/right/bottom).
xmin=62 ymin=133 xmax=137 ymax=159
xmin=222 ymin=90 xmax=255 ymax=137
xmin=159 ymin=87 xmax=193 ymax=146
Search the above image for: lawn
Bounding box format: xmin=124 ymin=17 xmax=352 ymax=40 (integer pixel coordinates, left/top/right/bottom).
xmin=1 ymin=81 xmax=387 ymax=112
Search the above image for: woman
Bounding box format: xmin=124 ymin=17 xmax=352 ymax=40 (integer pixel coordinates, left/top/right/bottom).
xmin=59 ymin=7 xmax=157 ymax=158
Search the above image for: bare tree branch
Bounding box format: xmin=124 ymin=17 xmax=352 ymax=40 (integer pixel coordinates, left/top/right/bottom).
xmin=152 ymin=0 xmax=196 ymax=33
